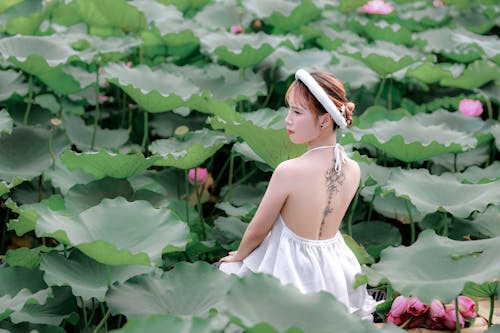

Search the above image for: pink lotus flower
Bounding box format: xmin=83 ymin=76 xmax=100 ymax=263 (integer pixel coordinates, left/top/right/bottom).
xmin=230 ymin=25 xmax=243 ymax=34
xmin=408 ymin=314 xmax=426 ymax=329
xmin=99 ymin=95 xmax=109 ymax=103
xmin=386 ymin=295 xmax=411 ymax=326
xmin=426 ymin=299 xmax=446 ymax=329
xmin=443 ymin=306 xmax=465 ymax=330
xmin=188 ymin=168 xmax=208 ymax=184
xmin=448 ymin=296 xmax=476 ymax=318
xmin=359 ymin=0 xmax=394 ymax=15
xmin=433 ymin=0 xmax=444 ymax=7
xmin=407 ymin=296 xmax=428 ymax=316
xmin=459 ymin=99 xmax=483 ymax=117
xmin=126 ymin=61 xmax=132 ymax=68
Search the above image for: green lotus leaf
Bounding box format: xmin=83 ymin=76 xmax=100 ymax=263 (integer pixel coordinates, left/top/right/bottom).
xmin=63 ymin=115 xmax=129 ymax=151
xmin=221 ymin=182 xmax=267 ymax=207
xmin=342 ymin=234 xmax=375 ymax=265
xmin=76 ymin=34 xmax=142 ymax=62
xmin=0 ymin=35 xmax=80 ymax=75
xmin=396 ymin=3 xmax=449 ymax=29
xmin=4 ymin=247 xmax=42 ymax=269
xmin=440 ymin=59 xmax=500 ymax=89
xmin=468 ymin=205 xmax=500 ymax=238
xmin=220 ymin=273 xmax=390 ymax=332
xmin=352 ymin=221 xmax=402 ymax=260
xmin=0 ymin=321 xmax=66 ymax=333
xmin=0 ymin=109 xmax=13 ymax=135
xmin=0 ymin=127 xmax=69 ymax=182
xmin=91 ymin=0 xmax=148 ymax=33
xmin=4 ymin=0 xmax=53 ymax=35
xmin=108 ymin=313 xmax=224 ymax=333
xmin=310 ymin=22 xmax=365 ymax=51
xmin=65 ymin=178 xmax=135 ymax=213
xmin=104 ymin=63 xmax=200 ymax=112
xmin=355 ymin=106 xmax=410 ymax=128
xmin=345 ymin=115 xmax=477 ymax=163
xmin=60 ymin=150 xmax=158 ymax=179
xmin=406 ymin=62 xmax=465 ymax=84
xmin=150 ymin=128 xmax=229 ymax=169
xmin=243 ymin=0 xmax=321 ymax=32
xmin=348 ymin=18 xmax=412 ymax=45
xmin=326 ymin=54 xmax=380 ymax=90
xmin=10 ymin=286 xmax=77 ymax=326
xmin=241 ymin=108 xmax=286 ymax=129
xmin=492 ymin=123 xmax=500 ymax=151
xmin=259 ymin=47 xmax=334 ymax=81
xmin=0 ymin=69 xmax=28 ymax=101
xmin=159 ymin=63 xmax=266 ymax=103
xmin=414 ymin=27 xmax=499 ymax=63
xmin=343 ymin=41 xmax=423 ymax=77
xmin=447 ymin=161 xmax=500 ymax=184
xmin=462 ymin=281 xmax=498 ymax=299
xmin=43 ymin=160 xmax=95 ymax=196
xmin=233 ymin=142 xmax=273 ymax=172
xmin=107 ymin=261 xmax=235 ymax=316
xmin=156 ymin=0 xmax=210 ymax=17
xmin=194 ymin=0 xmax=252 ymax=31
xmin=0 ymin=267 xmax=50 ymax=322
xmin=367 ymin=229 xmax=500 ymax=303
xmin=200 ymin=32 xmax=298 ymax=68
xmin=36 ymin=66 xmax=88 ymax=95
xmin=213 ymin=216 xmax=248 ymax=245
xmin=383 ymin=168 xmax=500 ymax=218
xmin=35 ymin=197 xmax=189 ymax=266
xmin=430 ymin=144 xmax=490 ymax=173
xmin=40 ymin=250 xmax=153 ymax=302
xmin=0 ymin=0 xmax=24 ymax=13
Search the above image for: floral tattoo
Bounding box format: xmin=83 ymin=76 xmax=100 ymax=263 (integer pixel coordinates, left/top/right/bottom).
xmin=319 ymin=161 xmax=345 ymax=238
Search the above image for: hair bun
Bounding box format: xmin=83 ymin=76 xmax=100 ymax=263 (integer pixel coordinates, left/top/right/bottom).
xmin=344 ymin=102 xmax=355 ymax=127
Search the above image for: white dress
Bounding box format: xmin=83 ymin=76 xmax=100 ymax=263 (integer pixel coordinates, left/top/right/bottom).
xmin=219 ymin=145 xmax=378 ymax=320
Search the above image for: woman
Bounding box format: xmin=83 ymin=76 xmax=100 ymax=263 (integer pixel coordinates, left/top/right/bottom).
xmin=218 ymin=69 xmax=378 ymax=320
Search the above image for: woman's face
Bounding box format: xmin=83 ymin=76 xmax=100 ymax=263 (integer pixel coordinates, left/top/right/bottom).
xmin=285 ymin=97 xmax=322 ymax=144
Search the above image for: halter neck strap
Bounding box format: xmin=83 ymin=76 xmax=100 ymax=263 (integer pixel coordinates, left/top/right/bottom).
xmin=304 ymin=144 xmax=346 ymax=174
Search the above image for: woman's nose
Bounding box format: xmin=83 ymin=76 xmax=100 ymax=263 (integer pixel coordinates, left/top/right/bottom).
xmin=285 ymin=111 xmax=292 ymax=125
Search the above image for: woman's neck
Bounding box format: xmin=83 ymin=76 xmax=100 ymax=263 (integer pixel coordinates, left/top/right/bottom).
xmin=307 ymin=132 xmax=337 ymax=151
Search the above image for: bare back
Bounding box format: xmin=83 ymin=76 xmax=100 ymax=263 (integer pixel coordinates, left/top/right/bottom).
xmin=280 ymin=146 xmax=360 ymax=240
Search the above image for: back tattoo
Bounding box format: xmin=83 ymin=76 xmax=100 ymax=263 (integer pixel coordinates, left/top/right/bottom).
xmin=319 ymin=158 xmax=345 ymax=238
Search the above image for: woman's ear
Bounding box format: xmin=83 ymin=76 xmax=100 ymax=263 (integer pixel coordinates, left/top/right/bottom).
xmin=319 ymin=114 xmax=332 ymax=128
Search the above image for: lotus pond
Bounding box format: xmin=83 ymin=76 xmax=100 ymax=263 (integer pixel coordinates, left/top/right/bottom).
xmin=0 ymin=0 xmax=499 ymax=332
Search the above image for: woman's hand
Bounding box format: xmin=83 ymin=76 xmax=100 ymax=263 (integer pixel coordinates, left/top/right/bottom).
xmin=219 ymin=251 xmax=240 ymax=263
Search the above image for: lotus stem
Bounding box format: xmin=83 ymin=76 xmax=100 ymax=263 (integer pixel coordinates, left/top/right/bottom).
xmin=48 ymin=133 xmax=56 ymax=169
xmin=106 ymin=266 xmax=111 ymax=287
xmin=184 ymin=170 xmax=190 ymax=225
xmin=23 ymin=75 xmax=34 ymax=126
xmin=453 ymin=153 xmax=458 ymax=173
xmin=141 ymin=110 xmax=149 ymax=152
xmin=405 ymin=200 xmax=415 ymax=244
xmin=367 ymin=191 xmax=376 ymax=221
xmin=128 ymin=103 xmax=134 ymax=133
xmin=488 ymin=294 xmax=494 ymax=327
xmin=79 ymin=297 xmax=88 ymax=327
xmin=374 ymin=77 xmax=386 ymax=106
xmin=231 ymin=167 xmax=257 ymax=187
xmin=485 ymin=97 xmax=493 ymax=120
xmin=347 ymin=187 xmax=361 ymax=237
xmin=442 ymin=211 xmax=448 ymax=237
xmin=227 ymin=149 xmax=235 ymax=201
xmin=262 ymin=84 xmax=274 ymax=108
xmin=455 ymin=296 xmax=461 ymax=333
xmin=388 ymin=77 xmax=392 ymax=110
xmin=90 ymin=68 xmax=100 ymax=151
xmin=194 ymin=171 xmax=206 ymax=241
xmin=38 ymin=175 xmax=43 ymax=202
xmin=92 ymin=308 xmax=111 ymax=333
xmin=0 ymin=207 xmax=9 ymax=254
xmin=213 ymin=153 xmax=231 ymax=188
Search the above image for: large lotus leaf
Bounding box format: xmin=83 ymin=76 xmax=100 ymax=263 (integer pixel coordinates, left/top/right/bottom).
xmin=194 ymin=0 xmax=253 ymax=31
xmin=439 ymin=59 xmax=500 ymax=89
xmin=91 ymin=0 xmax=148 ymax=33
xmin=406 ymin=62 xmax=464 ymax=84
xmin=396 ymin=3 xmax=449 ymax=29
xmin=108 ymin=314 xmax=224 ymax=333
xmin=0 ymin=109 xmax=13 ymax=135
xmin=0 ymin=69 xmax=28 ymax=101
xmin=200 ymin=32 xmax=298 ymax=68
xmin=0 ymin=127 xmax=69 ymax=182
xmin=414 ymin=27 xmax=499 ymax=63
xmin=36 ymin=66 xmax=88 ymax=95
xmin=107 ymin=261 xmax=236 ymax=316
xmin=0 ymin=35 xmax=80 ymax=75
xmin=43 ymin=160 xmax=95 ymax=196
xmin=75 ymin=34 xmax=142 ymax=62
xmin=342 ymin=41 xmax=424 ymax=77
xmin=492 ymin=123 xmax=500 ymax=151
xmin=0 ymin=321 xmax=66 ymax=333
xmin=10 ymin=286 xmax=77 ymax=325
xmin=243 ymin=0 xmax=321 ymax=32
xmin=309 ymin=21 xmax=365 ymax=50
xmin=347 ymin=17 xmax=412 ymax=45
xmin=468 ymin=205 xmax=500 ymax=238
xmin=35 ymin=197 xmax=189 ymax=266
xmin=63 ymin=116 xmax=129 ymax=151
xmin=430 ymin=144 xmax=490 ymax=173
xmin=3 ymin=0 xmax=53 ymax=36
xmin=241 ymin=108 xmax=286 ymax=130
xmin=0 ymin=267 xmax=50 ymax=322
xmin=355 ymin=106 xmax=410 ymax=129
xmin=159 ymin=63 xmax=266 ymax=103
xmin=259 ymin=47 xmax=333 ymax=81
xmin=383 ymin=168 xmax=500 ymax=218
xmin=40 ymin=250 xmax=153 ymax=302
xmin=4 ymin=247 xmax=42 ymax=269
xmin=367 ymin=229 xmax=500 ymax=303
xmin=65 ymin=178 xmax=135 ymax=213
xmin=0 ymin=0 xmax=24 ymax=13
xmin=447 ymin=161 xmax=500 ymax=184
xmin=325 ymin=54 xmax=380 ymax=90
xmin=345 ymin=116 xmax=477 ymax=163
xmin=150 ymin=128 xmax=229 ymax=169
xmin=220 ymin=273 xmax=393 ymax=333
xmin=213 ymin=216 xmax=248 ymax=245
xmin=104 ymin=63 xmax=200 ymax=112
xmin=60 ymin=150 xmax=158 ymax=179
xmin=351 ymin=221 xmax=402 ymax=260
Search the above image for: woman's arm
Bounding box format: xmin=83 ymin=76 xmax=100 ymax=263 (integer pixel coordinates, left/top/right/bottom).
xmin=220 ymin=162 xmax=290 ymax=262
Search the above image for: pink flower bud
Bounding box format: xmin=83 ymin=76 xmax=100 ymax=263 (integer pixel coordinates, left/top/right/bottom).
xmin=126 ymin=61 xmax=132 ymax=68
xmin=98 ymin=95 xmax=109 ymax=103
xmin=98 ymin=66 xmax=103 ymax=74
xmin=458 ymin=99 xmax=483 ymax=117
xmin=230 ymin=25 xmax=243 ymax=34
xmin=443 ymin=306 xmax=465 ymax=330
xmin=452 ymin=296 xmax=476 ymax=318
xmin=408 ymin=314 xmax=426 ymax=329
xmin=433 ymin=0 xmax=444 ymax=7
xmin=188 ymin=168 xmax=208 ymax=184
xmin=428 ymin=299 xmax=446 ymax=321
xmin=386 ymin=295 xmax=410 ymax=325
xmin=407 ymin=296 xmax=428 ymax=316
xmin=359 ymin=0 xmax=394 ymax=15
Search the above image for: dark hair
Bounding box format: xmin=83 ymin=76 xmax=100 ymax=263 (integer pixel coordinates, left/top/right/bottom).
xmin=285 ymin=71 xmax=354 ymax=129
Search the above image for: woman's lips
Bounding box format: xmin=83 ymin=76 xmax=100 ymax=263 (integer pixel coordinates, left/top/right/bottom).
xmin=287 ymin=129 xmax=294 ymax=135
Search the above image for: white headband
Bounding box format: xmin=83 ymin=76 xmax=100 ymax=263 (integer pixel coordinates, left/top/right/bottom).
xmin=295 ymin=69 xmax=347 ymax=129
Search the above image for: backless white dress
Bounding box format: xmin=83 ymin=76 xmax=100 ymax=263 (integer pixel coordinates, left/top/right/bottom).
xmin=219 ymin=145 xmax=378 ymax=320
